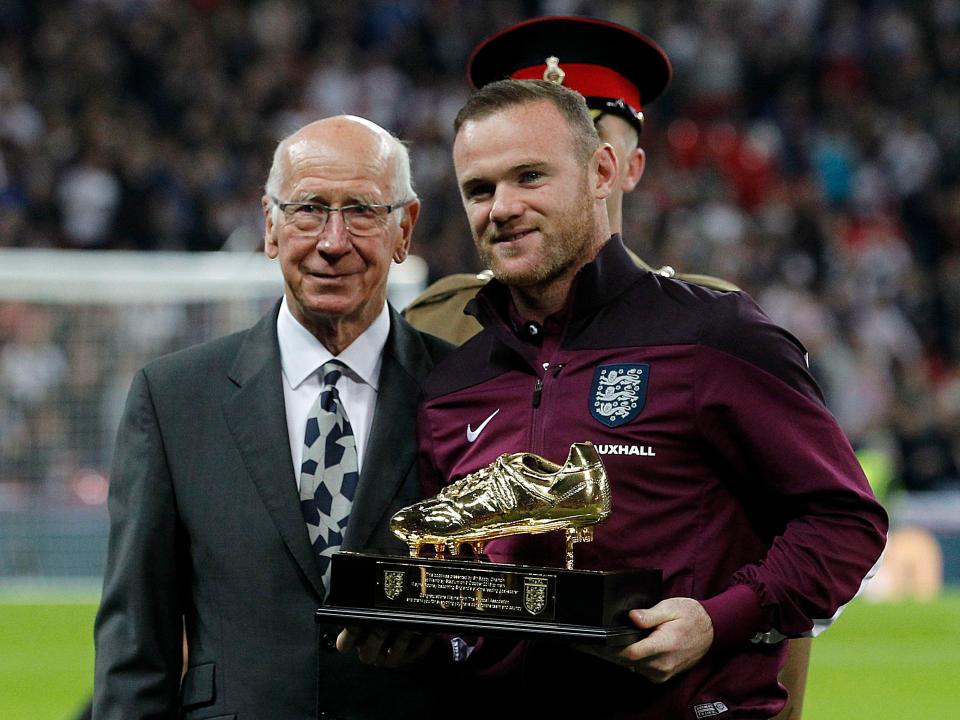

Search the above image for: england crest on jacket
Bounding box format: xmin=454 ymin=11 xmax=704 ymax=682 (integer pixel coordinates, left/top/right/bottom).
xmin=590 ymin=363 xmax=649 ymax=427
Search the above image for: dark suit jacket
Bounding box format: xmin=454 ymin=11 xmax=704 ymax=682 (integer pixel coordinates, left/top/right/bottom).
xmin=93 ymin=303 xmax=452 ymax=720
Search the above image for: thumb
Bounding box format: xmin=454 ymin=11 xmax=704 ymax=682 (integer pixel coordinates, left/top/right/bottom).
xmin=336 ymin=626 xmax=359 ymax=653
xmin=630 ymin=600 xmax=672 ymax=629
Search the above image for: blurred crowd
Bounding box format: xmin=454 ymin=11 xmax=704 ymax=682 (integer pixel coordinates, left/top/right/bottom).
xmin=1 ymin=0 xmax=959 ymax=508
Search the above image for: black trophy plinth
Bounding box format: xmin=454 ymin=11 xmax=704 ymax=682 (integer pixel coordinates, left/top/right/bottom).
xmin=315 ymin=551 xmax=661 ymax=646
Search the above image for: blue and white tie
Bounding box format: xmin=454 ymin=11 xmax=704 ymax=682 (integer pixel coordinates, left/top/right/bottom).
xmin=299 ymin=360 xmax=359 ymax=593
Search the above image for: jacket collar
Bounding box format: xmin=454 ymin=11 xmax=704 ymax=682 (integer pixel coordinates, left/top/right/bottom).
xmin=466 ymin=235 xmax=644 ymax=353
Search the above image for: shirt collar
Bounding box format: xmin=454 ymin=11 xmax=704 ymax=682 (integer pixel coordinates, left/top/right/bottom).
xmin=277 ymin=296 xmax=390 ymax=391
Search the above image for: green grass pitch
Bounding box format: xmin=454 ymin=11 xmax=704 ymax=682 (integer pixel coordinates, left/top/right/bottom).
xmin=803 ymin=591 xmax=960 ymax=719
xmin=1 ymin=591 xmax=958 ymax=719
xmin=1 ymin=597 xmax=98 ymax=720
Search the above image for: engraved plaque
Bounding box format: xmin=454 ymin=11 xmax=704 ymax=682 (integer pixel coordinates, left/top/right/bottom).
xmin=316 ymin=551 xmax=660 ymax=645
xmin=373 ymin=561 xmax=556 ymax=620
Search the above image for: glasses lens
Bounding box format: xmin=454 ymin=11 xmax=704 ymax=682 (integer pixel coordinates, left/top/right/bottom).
xmin=343 ymin=205 xmax=383 ymax=236
xmin=285 ymin=204 xmax=326 ymax=233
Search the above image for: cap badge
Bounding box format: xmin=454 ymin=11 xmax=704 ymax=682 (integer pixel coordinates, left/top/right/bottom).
xmin=543 ymin=56 xmax=566 ymax=85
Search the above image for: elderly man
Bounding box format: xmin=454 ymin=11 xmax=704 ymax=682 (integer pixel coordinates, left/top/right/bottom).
xmin=412 ymin=79 xmax=887 ymax=719
xmin=93 ymin=116 xmax=450 ymax=719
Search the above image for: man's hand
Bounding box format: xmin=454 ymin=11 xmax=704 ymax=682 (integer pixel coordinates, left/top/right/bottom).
xmin=578 ymin=597 xmax=714 ymax=683
xmin=336 ymin=626 xmax=434 ymax=668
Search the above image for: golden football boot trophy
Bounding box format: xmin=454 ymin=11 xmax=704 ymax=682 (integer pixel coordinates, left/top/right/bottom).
xmin=391 ymin=442 xmax=610 ymax=569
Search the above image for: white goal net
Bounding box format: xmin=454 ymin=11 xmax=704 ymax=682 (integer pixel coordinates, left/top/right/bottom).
xmin=0 ymin=248 xmax=426 ymax=583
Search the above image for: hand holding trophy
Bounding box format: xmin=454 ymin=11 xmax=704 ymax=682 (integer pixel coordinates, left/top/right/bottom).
xmin=316 ymin=441 xmax=661 ymax=645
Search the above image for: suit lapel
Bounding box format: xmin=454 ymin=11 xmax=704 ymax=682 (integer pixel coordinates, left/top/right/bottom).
xmin=344 ymin=307 xmax=431 ymax=551
xmin=221 ymin=304 xmax=326 ymax=597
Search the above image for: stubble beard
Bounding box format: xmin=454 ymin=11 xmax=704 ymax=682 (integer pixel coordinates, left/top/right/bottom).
xmin=478 ymin=193 xmax=597 ymax=289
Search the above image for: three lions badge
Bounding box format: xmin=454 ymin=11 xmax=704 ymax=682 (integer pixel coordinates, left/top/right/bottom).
xmin=590 ymin=364 xmax=649 ymax=427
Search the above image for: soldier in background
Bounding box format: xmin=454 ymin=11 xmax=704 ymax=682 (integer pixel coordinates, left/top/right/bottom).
xmin=402 ymin=16 xmax=810 ymax=719
xmin=404 ymin=16 xmax=738 ymax=345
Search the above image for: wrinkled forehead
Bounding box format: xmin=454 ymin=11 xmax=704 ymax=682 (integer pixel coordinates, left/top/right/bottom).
xmin=281 ymin=124 xmax=396 ymax=193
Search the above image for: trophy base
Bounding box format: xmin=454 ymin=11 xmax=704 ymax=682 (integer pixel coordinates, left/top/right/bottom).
xmin=317 ymin=551 xmax=661 ymax=646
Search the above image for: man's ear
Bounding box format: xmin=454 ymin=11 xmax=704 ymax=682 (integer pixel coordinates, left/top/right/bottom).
xmin=621 ymin=146 xmax=646 ymax=193
xmin=593 ymin=143 xmax=619 ymax=201
xmin=394 ymin=199 xmax=420 ymax=262
xmin=262 ymin=195 xmax=279 ymax=259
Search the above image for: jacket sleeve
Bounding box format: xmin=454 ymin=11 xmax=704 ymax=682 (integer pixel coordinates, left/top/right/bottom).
xmin=694 ymin=295 xmax=888 ymax=651
xmin=93 ymin=369 xmax=184 ymax=718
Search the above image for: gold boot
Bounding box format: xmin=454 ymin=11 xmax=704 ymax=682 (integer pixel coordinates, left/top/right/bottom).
xmin=390 ymin=442 xmax=610 ymax=569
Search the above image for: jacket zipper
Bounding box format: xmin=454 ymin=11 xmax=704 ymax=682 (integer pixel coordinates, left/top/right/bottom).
xmin=532 ymin=363 xmax=566 ymax=408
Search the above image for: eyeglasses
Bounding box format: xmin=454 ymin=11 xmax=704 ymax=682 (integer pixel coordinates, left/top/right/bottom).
xmin=271 ymin=197 xmax=414 ymax=237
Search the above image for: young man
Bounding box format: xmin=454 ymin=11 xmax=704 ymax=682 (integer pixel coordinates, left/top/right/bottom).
xmin=413 ymin=79 xmax=887 ymax=719
xmin=402 ymin=18 xmax=811 ymax=716
xmin=404 ymin=16 xmax=737 ymax=345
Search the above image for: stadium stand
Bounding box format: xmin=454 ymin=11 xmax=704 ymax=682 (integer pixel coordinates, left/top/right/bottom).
xmin=1 ymin=0 xmax=959 ymax=590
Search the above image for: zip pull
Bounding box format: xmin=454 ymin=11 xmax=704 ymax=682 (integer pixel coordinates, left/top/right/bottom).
xmin=532 ymin=377 xmax=543 ymax=408
xmin=541 ymin=362 xmax=566 ymax=378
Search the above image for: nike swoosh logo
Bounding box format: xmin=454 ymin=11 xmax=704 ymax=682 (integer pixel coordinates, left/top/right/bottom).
xmin=466 ymin=408 xmax=500 ymax=443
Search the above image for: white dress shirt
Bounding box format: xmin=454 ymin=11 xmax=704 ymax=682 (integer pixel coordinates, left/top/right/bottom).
xmin=276 ymin=296 xmax=389 ymax=487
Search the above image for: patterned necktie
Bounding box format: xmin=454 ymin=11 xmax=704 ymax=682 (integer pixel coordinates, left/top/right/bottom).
xmin=299 ymin=360 xmax=359 ymax=593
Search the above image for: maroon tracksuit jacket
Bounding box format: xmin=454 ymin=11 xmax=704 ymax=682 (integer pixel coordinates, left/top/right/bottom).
xmin=416 ymin=236 xmax=887 ymax=719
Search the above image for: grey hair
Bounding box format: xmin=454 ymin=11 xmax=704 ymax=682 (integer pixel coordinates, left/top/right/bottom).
xmin=391 ymin=139 xmax=416 ymax=203
xmin=264 ymin=128 xmax=416 ymax=225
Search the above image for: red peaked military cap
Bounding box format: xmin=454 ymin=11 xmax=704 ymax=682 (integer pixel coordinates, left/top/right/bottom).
xmin=467 ymin=15 xmax=672 ymax=134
